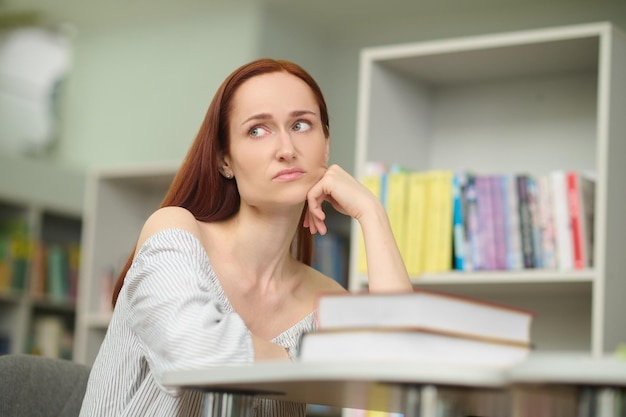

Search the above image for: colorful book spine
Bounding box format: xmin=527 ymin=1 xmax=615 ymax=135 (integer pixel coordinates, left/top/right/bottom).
xmin=503 ymin=174 xmax=523 ymax=270
xmin=385 ymin=167 xmax=409 ymax=264
xmin=423 ymin=170 xmax=453 ymax=273
xmin=437 ymin=170 xmax=454 ymax=272
xmin=550 ymin=170 xmax=573 ymax=271
xmin=464 ymin=173 xmax=480 ymax=271
xmin=405 ymin=171 xmax=428 ymax=277
xmin=452 ymin=172 xmax=466 ymax=271
xmin=579 ymin=172 xmax=596 ymax=268
xmin=567 ymin=171 xmax=595 ymax=270
xmin=357 ymin=164 xmax=386 ymax=275
xmin=476 ymin=175 xmax=496 ymax=270
xmin=516 ymin=175 xmax=535 ymax=269
xmin=47 ymin=244 xmax=68 ymax=300
xmin=537 ymin=175 xmax=557 ymax=269
xmin=526 ymin=176 xmax=544 ymax=269
xmin=490 ymin=175 xmax=507 ymax=270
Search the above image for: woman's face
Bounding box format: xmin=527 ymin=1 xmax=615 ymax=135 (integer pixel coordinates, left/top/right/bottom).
xmin=225 ymin=71 xmax=329 ymax=210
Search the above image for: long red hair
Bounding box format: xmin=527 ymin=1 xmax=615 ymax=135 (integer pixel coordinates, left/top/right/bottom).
xmin=111 ymin=58 xmax=331 ymax=307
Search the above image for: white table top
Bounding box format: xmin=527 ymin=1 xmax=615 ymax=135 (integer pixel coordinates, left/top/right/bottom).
xmin=162 ymin=353 xmax=626 ymax=411
xmin=162 ymin=360 xmax=507 ymax=412
xmin=508 ymin=352 xmax=626 ymax=386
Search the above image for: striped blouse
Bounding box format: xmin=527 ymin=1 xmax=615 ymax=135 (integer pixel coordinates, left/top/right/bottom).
xmin=79 ymin=228 xmax=315 ymax=417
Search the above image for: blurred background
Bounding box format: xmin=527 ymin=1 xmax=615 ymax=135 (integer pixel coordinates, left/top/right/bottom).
xmin=0 ymin=0 xmax=624 ymax=173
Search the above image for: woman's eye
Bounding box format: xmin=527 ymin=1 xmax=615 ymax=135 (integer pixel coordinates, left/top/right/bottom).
xmin=249 ymin=126 xmax=270 ymax=137
xmin=293 ymin=121 xmax=312 ymax=132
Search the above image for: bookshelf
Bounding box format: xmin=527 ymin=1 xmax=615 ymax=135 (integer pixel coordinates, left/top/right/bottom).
xmin=0 ymin=154 xmax=84 ymax=358
xmin=349 ymin=22 xmax=626 ymax=357
xmin=73 ymin=162 xmax=179 ymax=365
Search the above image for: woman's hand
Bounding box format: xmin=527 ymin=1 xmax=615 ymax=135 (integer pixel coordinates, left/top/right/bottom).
xmin=304 ymin=164 xmax=412 ymax=293
xmin=304 ymin=164 xmax=379 ymax=235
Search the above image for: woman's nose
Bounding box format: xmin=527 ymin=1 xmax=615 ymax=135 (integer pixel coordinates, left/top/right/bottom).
xmin=276 ymin=131 xmax=296 ymax=160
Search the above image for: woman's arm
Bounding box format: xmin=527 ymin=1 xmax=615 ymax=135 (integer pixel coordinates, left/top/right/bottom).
xmin=305 ymin=165 xmax=413 ymax=293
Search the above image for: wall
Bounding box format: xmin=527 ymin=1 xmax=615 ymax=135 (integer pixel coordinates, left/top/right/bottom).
xmin=52 ymin=1 xmax=263 ymax=168
xmin=7 ymin=0 xmax=626 ymax=175
xmin=320 ymin=0 xmax=626 ymax=175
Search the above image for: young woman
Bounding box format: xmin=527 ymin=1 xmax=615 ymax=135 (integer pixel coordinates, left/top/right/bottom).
xmin=79 ymin=58 xmax=412 ymax=417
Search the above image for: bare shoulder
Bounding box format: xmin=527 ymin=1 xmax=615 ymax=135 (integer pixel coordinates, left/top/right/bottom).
xmin=304 ymin=265 xmax=348 ymax=295
xmin=135 ymin=206 xmax=201 ymax=254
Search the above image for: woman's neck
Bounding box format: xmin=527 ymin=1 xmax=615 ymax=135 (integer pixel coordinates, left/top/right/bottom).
xmin=207 ymin=204 xmax=305 ymax=288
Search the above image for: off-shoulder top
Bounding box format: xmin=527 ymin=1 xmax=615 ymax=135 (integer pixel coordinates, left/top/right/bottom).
xmin=79 ymin=228 xmax=315 ymax=417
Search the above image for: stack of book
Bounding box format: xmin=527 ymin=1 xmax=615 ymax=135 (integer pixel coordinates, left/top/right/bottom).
xmin=298 ymin=290 xmax=534 ymax=369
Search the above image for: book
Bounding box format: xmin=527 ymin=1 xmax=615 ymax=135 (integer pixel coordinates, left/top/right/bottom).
xmin=404 ymin=171 xmax=428 ymax=276
xmin=452 ymin=172 xmax=466 ymax=271
xmin=358 ymin=163 xmax=387 ymax=274
xmin=567 ymin=171 xmax=595 ymax=269
xmin=0 ymin=236 xmax=10 ymax=291
xmin=314 ymin=290 xmax=534 ymax=345
xmin=424 ymin=170 xmax=454 ymax=273
xmin=463 ymin=173 xmax=480 ymax=271
xmin=476 ymin=175 xmax=496 ymax=270
xmin=298 ymin=327 xmax=530 ymax=368
xmin=536 ymin=175 xmax=557 ymax=270
xmin=385 ymin=167 xmax=409 ymax=264
xmin=550 ymin=170 xmax=574 ymax=270
xmin=526 ymin=176 xmax=544 ymax=268
xmin=47 ymin=244 xmax=68 ymax=300
xmin=502 ymin=174 xmax=523 ymax=271
xmin=489 ymin=175 xmax=507 ymax=270
xmin=516 ymin=175 xmax=535 ymax=269
xmin=313 ymin=233 xmax=348 ymax=288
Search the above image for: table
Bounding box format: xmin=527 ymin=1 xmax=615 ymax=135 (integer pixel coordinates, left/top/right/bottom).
xmin=162 ymin=360 xmax=507 ymax=417
xmin=162 ymin=354 xmax=626 ymax=417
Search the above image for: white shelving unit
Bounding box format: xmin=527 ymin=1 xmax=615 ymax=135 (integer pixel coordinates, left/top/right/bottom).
xmin=349 ymin=22 xmax=626 ymax=356
xmin=74 ymin=162 xmax=180 ymax=364
xmin=0 ymin=154 xmax=84 ymax=358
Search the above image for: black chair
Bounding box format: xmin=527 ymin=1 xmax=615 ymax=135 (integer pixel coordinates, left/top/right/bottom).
xmin=0 ymin=354 xmax=90 ymax=417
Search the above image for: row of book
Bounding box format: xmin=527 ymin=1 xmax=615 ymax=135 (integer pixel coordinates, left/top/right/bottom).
xmin=0 ymin=231 xmax=80 ymax=303
xmin=358 ymin=163 xmax=595 ymax=276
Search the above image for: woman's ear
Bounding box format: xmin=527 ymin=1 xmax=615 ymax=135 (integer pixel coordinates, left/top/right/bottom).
xmin=219 ymin=156 xmax=234 ymax=179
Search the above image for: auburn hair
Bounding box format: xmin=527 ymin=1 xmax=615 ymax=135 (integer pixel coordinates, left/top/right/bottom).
xmin=111 ymin=58 xmax=331 ymax=307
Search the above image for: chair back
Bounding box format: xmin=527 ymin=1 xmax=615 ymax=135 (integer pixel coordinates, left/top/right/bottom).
xmin=0 ymin=354 xmax=90 ymax=417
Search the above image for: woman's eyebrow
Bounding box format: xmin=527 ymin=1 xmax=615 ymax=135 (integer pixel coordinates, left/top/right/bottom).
xmin=241 ymin=110 xmax=317 ymax=125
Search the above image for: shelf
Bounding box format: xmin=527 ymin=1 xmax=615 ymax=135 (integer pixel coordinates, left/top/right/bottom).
xmin=75 ymin=162 xmax=181 ymax=364
xmin=0 ymin=154 xmax=85 ymax=358
xmin=350 ymin=22 xmax=626 ymax=356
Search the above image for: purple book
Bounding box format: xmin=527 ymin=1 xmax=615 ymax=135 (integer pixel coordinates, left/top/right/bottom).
xmin=490 ymin=175 xmax=508 ymax=270
xmin=475 ymin=176 xmax=497 ymax=270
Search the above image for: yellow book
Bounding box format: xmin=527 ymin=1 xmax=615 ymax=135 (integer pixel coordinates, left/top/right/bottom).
xmin=437 ymin=170 xmax=454 ymax=272
xmin=366 ymin=411 xmax=390 ymax=417
xmin=405 ymin=171 xmax=428 ymax=277
xmin=422 ymin=171 xmax=440 ymax=273
xmin=423 ymin=170 xmax=454 ymax=273
xmin=385 ymin=170 xmax=409 ymax=263
xmin=357 ymin=173 xmax=383 ymax=275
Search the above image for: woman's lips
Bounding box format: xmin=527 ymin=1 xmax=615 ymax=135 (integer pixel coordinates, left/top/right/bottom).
xmin=273 ymin=168 xmax=305 ymax=182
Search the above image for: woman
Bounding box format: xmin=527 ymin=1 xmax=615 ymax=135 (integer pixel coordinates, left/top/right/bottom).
xmin=79 ymin=58 xmax=412 ymax=417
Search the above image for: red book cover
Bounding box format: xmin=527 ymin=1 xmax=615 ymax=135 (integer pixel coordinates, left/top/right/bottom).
xmin=567 ymin=172 xmax=585 ymax=269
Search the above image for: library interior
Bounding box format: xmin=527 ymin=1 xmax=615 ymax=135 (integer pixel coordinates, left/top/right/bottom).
xmin=1 ymin=1 xmax=626 ymax=416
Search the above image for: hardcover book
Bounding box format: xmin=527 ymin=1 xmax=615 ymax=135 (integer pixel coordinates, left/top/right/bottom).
xmin=299 ymin=327 xmax=531 ymax=368
xmin=314 ymin=290 xmax=534 ymax=345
